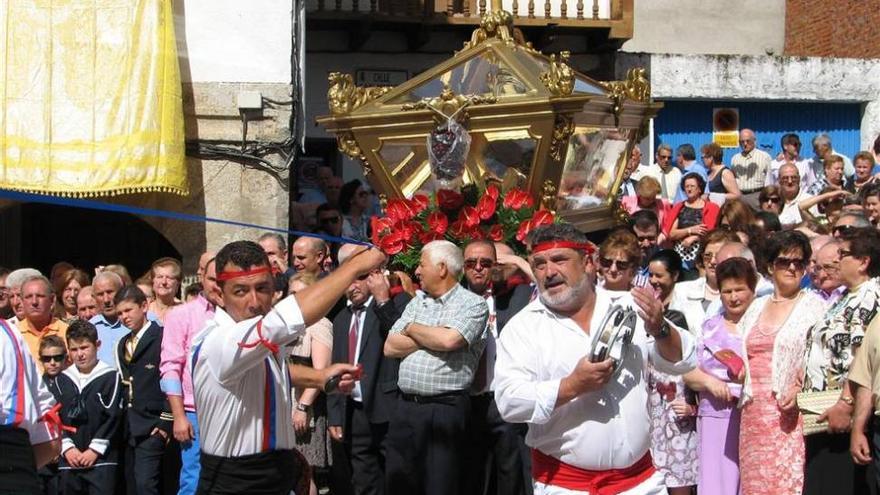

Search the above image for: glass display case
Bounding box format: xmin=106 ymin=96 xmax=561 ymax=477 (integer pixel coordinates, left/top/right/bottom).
xmin=317 ymin=9 xmax=661 ymax=232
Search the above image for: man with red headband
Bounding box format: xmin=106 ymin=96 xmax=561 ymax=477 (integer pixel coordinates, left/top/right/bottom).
xmin=189 ymin=240 xmax=385 ymax=494
xmin=494 ymin=224 xmax=697 ymax=495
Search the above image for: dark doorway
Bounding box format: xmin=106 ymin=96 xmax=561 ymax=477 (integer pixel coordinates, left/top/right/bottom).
xmin=0 ymin=203 xmax=181 ymax=279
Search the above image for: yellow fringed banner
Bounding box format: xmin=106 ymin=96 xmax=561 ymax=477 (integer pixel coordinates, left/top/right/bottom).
xmin=0 ymin=0 xmax=188 ymax=196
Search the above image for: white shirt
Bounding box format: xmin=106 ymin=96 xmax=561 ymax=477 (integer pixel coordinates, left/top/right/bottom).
xmin=493 ymin=291 xmax=697 ymax=471
xmin=778 ymin=189 xmax=817 ymax=226
xmin=348 ymin=297 xmax=373 ymax=403
xmin=0 ymin=319 xmax=57 ymax=445
xmin=766 ymin=158 xmax=816 ymax=191
xmin=471 ymin=293 xmax=497 ymax=395
xmin=642 ymin=163 xmax=682 ymax=203
xmin=190 ymin=296 xmax=305 ymax=457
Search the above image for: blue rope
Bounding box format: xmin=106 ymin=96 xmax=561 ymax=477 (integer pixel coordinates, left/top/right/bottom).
xmin=0 ymin=188 xmax=373 ymax=247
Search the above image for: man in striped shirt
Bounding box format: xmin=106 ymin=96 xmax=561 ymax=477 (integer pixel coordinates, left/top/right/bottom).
xmin=730 ymin=129 xmax=772 ymax=208
xmin=189 ymin=240 xmax=384 ymax=494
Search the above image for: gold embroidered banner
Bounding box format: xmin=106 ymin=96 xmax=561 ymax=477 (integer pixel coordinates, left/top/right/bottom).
xmin=0 ymin=0 xmax=188 ymax=196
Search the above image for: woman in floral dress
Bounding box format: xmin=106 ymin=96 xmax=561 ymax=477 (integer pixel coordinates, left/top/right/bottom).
xmin=738 ymin=231 xmax=829 ymax=495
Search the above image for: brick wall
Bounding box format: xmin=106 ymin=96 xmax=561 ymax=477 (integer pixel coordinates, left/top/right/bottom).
xmin=785 ymin=0 xmax=880 ymax=58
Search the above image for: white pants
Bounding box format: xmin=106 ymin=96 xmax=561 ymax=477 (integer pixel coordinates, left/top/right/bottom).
xmin=533 ymin=470 xmax=667 ymax=495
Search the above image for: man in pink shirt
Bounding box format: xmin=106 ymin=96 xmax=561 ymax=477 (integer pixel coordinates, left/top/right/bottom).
xmin=159 ymin=252 xmax=217 ymax=495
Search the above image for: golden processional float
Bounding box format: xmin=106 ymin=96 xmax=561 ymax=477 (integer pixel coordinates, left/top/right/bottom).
xmin=317 ymin=9 xmax=662 ymax=232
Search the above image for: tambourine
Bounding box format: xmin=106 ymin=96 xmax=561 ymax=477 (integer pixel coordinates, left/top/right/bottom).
xmin=590 ymin=304 xmax=637 ymax=375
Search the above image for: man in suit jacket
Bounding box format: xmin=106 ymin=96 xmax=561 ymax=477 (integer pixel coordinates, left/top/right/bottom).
xmin=114 ymin=285 xmax=175 ymax=495
xmin=462 ymin=241 xmax=533 ymax=495
xmin=328 ymin=245 xmax=410 ymax=495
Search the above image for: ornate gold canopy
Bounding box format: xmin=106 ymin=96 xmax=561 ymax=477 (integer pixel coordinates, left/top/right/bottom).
xmin=317 ymin=9 xmax=662 ymax=232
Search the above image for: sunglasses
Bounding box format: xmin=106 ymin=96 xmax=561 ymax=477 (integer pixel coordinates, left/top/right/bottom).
xmin=40 ymin=354 xmax=66 ymax=363
xmin=464 ymin=258 xmax=494 ymax=270
xmin=838 ymin=248 xmax=855 ymax=260
xmin=833 ymin=225 xmax=855 ymax=236
xmin=319 ymin=217 xmax=340 ymax=225
xmin=762 ymin=197 xmax=781 ymax=204
xmin=773 ymin=257 xmax=806 ymax=271
xmin=598 ymin=257 xmax=634 ymax=271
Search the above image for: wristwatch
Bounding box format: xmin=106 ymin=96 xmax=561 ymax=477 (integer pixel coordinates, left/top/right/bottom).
xmin=296 ymin=403 xmax=312 ymax=413
xmin=839 ymin=395 xmax=854 ymax=406
xmin=655 ymin=322 xmax=672 ymax=339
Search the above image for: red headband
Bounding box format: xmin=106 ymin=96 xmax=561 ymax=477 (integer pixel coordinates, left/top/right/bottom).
xmin=531 ymin=240 xmax=596 ymax=256
xmin=216 ymin=266 xmax=274 ymax=282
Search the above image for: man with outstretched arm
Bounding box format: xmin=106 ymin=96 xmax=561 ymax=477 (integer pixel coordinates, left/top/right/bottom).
xmin=494 ymin=224 xmax=697 ymax=495
xmin=189 ymin=240 xmax=386 ymax=494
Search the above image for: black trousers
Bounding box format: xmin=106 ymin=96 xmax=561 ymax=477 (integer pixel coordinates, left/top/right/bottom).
xmin=125 ymin=435 xmax=167 ymax=495
xmin=466 ymin=393 xmax=532 ymax=495
xmin=197 ymin=449 xmax=304 ymax=495
xmin=386 ymin=392 xmax=470 ymax=495
xmin=805 ymin=431 xmax=869 ymax=495
xmin=61 ymin=465 xmax=117 ymax=495
xmin=0 ymin=426 xmax=39 ymax=495
xmin=345 ymin=401 xmax=389 ymax=495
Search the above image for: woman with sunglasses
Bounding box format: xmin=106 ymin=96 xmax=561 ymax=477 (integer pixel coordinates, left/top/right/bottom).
xmin=683 ymin=258 xmax=756 ymax=495
xmin=596 ymin=230 xmax=641 ymax=300
xmin=645 ymin=250 xmax=701 ymax=495
xmin=664 ymin=173 xmax=720 ymax=276
xmin=802 ymin=227 xmax=880 ymax=495
xmin=737 ymin=231 xmax=829 ymax=495
xmin=758 ymin=185 xmax=783 ymax=215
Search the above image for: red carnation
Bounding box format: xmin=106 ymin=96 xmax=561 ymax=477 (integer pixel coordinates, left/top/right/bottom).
xmin=530 ymin=209 xmax=554 ymax=229
xmin=437 ymin=189 xmax=464 ymax=211
xmin=503 ymin=189 xmax=530 ymax=210
xmin=486 ymin=184 xmax=500 ymax=201
xmin=458 ymin=206 xmax=480 ymax=228
xmin=385 ymin=199 xmax=414 ymax=223
xmin=449 ymin=220 xmax=469 ymax=240
xmin=427 ymin=211 xmax=449 ymax=234
xmin=516 ymin=219 xmax=532 ymax=242
xmin=411 ymin=194 xmax=430 ymax=214
xmin=476 ymin=194 xmax=496 ymax=220
xmin=487 ymin=224 xmax=504 ymax=242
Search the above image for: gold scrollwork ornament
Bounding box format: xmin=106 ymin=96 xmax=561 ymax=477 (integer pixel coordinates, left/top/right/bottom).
xmin=336 ymin=132 xmax=372 ymax=176
xmin=601 ymin=67 xmax=651 ymax=127
xmin=549 ymin=114 xmax=575 ymax=161
xmin=327 ymin=72 xmax=392 ymax=116
xmin=541 ymin=180 xmax=558 ymax=213
xmin=540 ymin=51 xmax=575 ymax=97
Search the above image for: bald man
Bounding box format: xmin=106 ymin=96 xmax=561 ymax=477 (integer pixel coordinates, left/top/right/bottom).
xmin=731 ymin=129 xmax=773 ymax=208
xmin=76 ymin=286 xmax=99 ymax=321
xmin=809 ymin=241 xmax=845 ymax=304
xmin=291 ymin=237 xmax=327 ymax=277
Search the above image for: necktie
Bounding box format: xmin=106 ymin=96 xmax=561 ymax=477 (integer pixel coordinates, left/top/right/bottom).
xmin=660 ymin=169 xmax=668 ymax=199
xmin=125 ymin=334 xmax=139 ymax=364
xmin=348 ymin=308 xmax=362 ymax=364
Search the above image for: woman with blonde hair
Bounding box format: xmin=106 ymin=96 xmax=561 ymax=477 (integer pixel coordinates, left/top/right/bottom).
xmin=621 ymin=176 xmax=672 ymax=231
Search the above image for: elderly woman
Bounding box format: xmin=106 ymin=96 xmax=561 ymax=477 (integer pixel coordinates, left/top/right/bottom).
xmin=845 ymin=151 xmax=877 ymax=194
xmin=596 ymin=229 xmax=641 ymax=299
xmin=53 ymin=269 xmax=90 ymax=323
xmin=684 ymin=258 xmax=756 ymax=495
xmin=646 ymin=250 xmax=701 ymax=494
xmin=758 ymin=185 xmax=783 ymax=215
xmin=737 ymin=231 xmax=829 ymax=495
xmin=664 ymin=172 xmax=721 ymax=272
xmin=621 ymin=176 xmax=672 ymax=232
xmin=802 ymin=227 xmax=880 ymax=495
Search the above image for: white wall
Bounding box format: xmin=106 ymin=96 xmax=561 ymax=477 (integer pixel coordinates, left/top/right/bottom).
xmin=622 ymin=0 xmax=785 ymax=56
xmin=175 ymin=0 xmax=292 ymax=83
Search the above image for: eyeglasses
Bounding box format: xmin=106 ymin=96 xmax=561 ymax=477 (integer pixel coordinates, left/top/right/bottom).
xmin=838 ymin=248 xmax=855 ymax=260
xmin=761 ymin=196 xmax=781 ymax=204
xmin=464 ymin=258 xmax=494 ymax=270
xmin=779 ymin=176 xmax=799 ymax=184
xmin=833 ymin=225 xmax=855 ymax=236
xmin=773 ymin=257 xmax=806 ymax=271
xmin=39 ymin=354 xmax=66 ymax=363
xmin=598 ymin=257 xmax=634 ymax=271
xmin=814 ymin=263 xmax=839 ymax=274
xmin=702 ymin=252 xmax=718 ymax=264
xmin=739 ymin=139 xmax=755 ymax=144
xmin=319 ymin=217 xmax=340 ymax=225
xmin=657 ymin=154 xmax=671 ymax=160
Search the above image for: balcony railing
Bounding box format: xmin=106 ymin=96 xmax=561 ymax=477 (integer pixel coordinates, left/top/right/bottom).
xmin=307 ymin=0 xmax=633 ymax=38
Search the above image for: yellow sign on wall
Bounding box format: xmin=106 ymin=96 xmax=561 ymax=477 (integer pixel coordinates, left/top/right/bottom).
xmin=712 ymin=108 xmax=740 ymax=148
xmin=0 ymin=0 xmax=188 ymax=197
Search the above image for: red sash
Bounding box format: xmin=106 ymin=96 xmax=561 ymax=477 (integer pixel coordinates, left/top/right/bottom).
xmin=531 ymin=449 xmax=656 ymax=495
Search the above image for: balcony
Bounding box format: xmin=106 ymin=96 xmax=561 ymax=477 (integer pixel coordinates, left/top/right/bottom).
xmin=306 ymin=0 xmax=633 ymax=41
